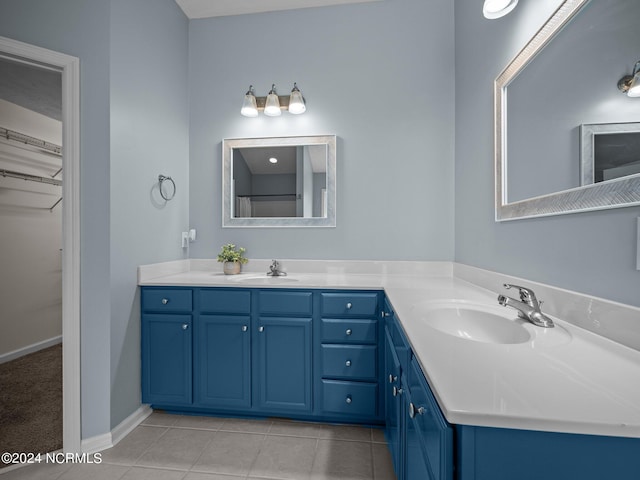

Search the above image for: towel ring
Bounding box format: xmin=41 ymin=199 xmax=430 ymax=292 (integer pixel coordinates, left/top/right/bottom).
xmin=158 ymin=174 xmax=176 ymax=201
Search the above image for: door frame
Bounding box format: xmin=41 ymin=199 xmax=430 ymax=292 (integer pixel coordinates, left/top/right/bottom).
xmin=0 ymin=36 xmax=81 ymax=453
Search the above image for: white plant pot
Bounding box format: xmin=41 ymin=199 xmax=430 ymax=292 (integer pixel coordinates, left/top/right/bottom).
xmin=223 ymin=261 xmax=241 ymax=275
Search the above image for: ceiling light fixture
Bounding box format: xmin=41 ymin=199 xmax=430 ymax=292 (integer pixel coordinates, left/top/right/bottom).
xmin=483 ymin=0 xmax=518 ymax=19
xmin=240 ymin=83 xmax=307 ymax=117
xmin=617 ymin=61 xmax=640 ymax=97
xmin=269 ymin=157 xmax=278 ymax=164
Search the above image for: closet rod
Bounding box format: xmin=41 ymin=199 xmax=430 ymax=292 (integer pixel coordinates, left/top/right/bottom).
xmin=0 ymin=168 xmax=63 ymax=187
xmin=0 ymin=126 xmax=62 ymax=156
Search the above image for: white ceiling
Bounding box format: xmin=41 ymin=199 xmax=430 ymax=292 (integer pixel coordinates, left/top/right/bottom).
xmin=175 ymin=0 xmax=381 ymax=19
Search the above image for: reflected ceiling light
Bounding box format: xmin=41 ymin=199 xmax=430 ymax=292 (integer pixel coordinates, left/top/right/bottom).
xmin=483 ymin=0 xmax=518 ymax=19
xmin=617 ymin=61 xmax=640 ymax=97
xmin=269 ymin=157 xmax=278 ymax=164
xmin=240 ymin=85 xmax=258 ymax=117
xmin=240 ymin=83 xmax=307 ymax=117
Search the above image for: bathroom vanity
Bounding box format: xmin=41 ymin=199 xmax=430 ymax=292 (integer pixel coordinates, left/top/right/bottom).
xmin=139 ymin=260 xmax=640 ymax=480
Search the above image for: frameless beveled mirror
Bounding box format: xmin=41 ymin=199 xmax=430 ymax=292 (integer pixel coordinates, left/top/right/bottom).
xmin=495 ymin=0 xmax=640 ymax=221
xmin=222 ymin=135 xmax=336 ymax=227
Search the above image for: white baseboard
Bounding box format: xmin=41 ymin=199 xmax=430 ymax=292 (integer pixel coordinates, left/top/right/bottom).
xmin=0 ymin=335 xmax=62 ymax=364
xmin=81 ymin=404 xmax=152 ymax=454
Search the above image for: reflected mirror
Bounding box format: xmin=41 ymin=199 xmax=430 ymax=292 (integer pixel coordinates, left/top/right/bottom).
xmin=223 ymin=135 xmax=336 ymax=227
xmin=495 ymin=0 xmax=640 ymax=220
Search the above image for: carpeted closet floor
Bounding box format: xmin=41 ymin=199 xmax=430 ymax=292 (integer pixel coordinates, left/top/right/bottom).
xmin=0 ymin=344 xmax=62 ymax=468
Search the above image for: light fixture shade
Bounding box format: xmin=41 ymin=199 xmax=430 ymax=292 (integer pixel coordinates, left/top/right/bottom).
xmin=241 ymin=85 xmax=258 ymax=117
xmin=288 ymin=83 xmax=306 ymax=115
xmin=264 ymin=84 xmax=282 ymax=116
xmin=628 ymin=72 xmax=640 ymax=97
xmin=483 ymin=0 xmax=518 ymax=19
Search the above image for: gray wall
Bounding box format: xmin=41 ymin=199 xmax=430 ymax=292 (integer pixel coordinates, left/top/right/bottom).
xmin=188 ymin=0 xmax=455 ymax=261
xmin=109 ymin=0 xmax=189 ymax=429
xmin=454 ymin=0 xmax=640 ymax=307
xmin=0 ymin=0 xmax=189 ymax=438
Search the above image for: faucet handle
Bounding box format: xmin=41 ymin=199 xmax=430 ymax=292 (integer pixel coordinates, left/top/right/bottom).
xmin=503 ymin=283 xmax=539 ymax=306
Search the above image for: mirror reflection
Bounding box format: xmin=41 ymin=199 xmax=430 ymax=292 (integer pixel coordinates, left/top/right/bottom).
xmin=495 ymin=0 xmax=640 ymax=220
xmin=222 ymin=135 xmax=336 ymax=228
xmin=232 ymin=145 xmax=327 ymax=218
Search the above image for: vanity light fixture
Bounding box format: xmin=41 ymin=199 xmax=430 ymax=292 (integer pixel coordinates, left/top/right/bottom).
xmin=240 ymin=83 xmax=306 ymax=117
xmin=617 ymin=61 xmax=640 ymax=97
xmin=483 ymin=0 xmax=518 ymax=19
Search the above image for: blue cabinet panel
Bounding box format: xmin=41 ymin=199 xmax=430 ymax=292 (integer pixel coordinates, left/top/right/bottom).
xmin=321 ymin=344 xmax=377 ymax=380
xmin=196 ymin=315 xmax=251 ymax=408
xmin=404 ymin=385 xmax=433 ymax=480
xmin=321 ymin=318 xmax=377 ymax=344
xmin=142 ymin=314 xmax=192 ymax=405
xmin=384 ymin=327 xmax=403 ymax=476
xmin=258 ymin=317 xmax=312 ymax=412
xmin=321 ymin=292 xmax=378 ymax=317
xmin=199 ymin=289 xmax=250 ymax=314
xmin=258 ymin=290 xmax=313 ymax=316
xmin=322 ymin=379 xmax=378 ymax=417
xmin=142 ymin=288 xmax=192 ymax=313
xmin=456 ymin=425 xmax=640 ymax=480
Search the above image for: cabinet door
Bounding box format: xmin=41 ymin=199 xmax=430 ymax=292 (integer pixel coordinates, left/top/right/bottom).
xmin=384 ymin=327 xmax=403 ymax=476
xmin=257 ymin=317 xmax=312 ymax=413
xmin=196 ymin=315 xmax=251 ymax=408
xmin=404 ymin=385 xmax=432 ymax=480
xmin=142 ymin=314 xmax=192 ymax=405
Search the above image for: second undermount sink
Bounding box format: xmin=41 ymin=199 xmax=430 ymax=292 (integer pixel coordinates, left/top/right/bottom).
xmin=421 ymin=303 xmax=531 ymax=345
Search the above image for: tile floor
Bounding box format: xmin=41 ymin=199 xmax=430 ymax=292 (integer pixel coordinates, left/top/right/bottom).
xmin=1 ymin=412 xmax=397 ymax=480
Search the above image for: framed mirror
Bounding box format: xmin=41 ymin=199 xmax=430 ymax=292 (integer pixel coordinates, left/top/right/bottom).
xmin=495 ymin=0 xmax=640 ymax=221
xmin=222 ymin=135 xmax=336 ymax=227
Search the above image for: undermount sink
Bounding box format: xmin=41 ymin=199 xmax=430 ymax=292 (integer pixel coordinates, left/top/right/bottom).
xmin=422 ymin=303 xmax=531 ymax=345
xmin=229 ymin=274 xmax=299 ymax=284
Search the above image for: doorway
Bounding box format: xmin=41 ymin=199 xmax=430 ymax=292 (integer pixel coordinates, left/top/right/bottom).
xmin=0 ymin=36 xmax=81 ymax=456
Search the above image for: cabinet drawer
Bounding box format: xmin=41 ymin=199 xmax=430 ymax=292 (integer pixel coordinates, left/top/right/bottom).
xmin=321 ymin=318 xmax=377 ymax=344
xmin=258 ymin=290 xmax=312 ymax=315
xmin=321 ymin=345 xmax=377 ymax=380
xmin=142 ymin=288 xmax=192 ymax=313
xmin=321 ymin=292 xmax=378 ymax=317
xmin=322 ymin=380 xmax=377 ymax=417
xmin=200 ymin=289 xmax=250 ymax=314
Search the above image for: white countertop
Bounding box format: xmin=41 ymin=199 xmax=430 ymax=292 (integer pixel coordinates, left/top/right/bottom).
xmin=139 ymin=259 xmax=640 ymax=438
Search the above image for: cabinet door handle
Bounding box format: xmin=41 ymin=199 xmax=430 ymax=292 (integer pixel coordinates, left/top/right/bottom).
xmin=345 ymin=329 xmax=352 ymax=336
xmin=242 ymin=325 xmax=248 ymax=332
xmin=258 ymin=326 xmax=264 ymax=332
xmin=345 ymin=360 xmax=352 ymax=367
xmin=409 ymin=402 xmax=426 ymax=418
xmin=388 ymin=374 xmax=397 ymax=384
xmin=345 ymin=395 xmax=352 ymax=404
xmin=392 ymin=386 xmax=403 ymax=397
xmin=161 ymin=298 xmax=169 ymax=305
xmin=346 ymin=302 xmax=352 ymax=309
xmin=182 ymin=324 xmax=189 ymax=330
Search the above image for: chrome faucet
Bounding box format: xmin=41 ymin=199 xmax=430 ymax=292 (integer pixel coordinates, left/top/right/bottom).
xmin=497 ymin=283 xmax=554 ymax=328
xmin=267 ymin=259 xmax=287 ymax=277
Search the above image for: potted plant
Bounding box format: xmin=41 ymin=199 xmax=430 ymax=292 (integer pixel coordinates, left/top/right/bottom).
xmin=217 ymin=243 xmax=248 ymax=275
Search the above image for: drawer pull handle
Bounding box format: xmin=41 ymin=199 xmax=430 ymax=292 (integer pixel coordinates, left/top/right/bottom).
xmin=393 ymin=386 xmax=403 ymax=397
xmin=345 ymin=395 xmax=352 ymax=404
xmin=161 ymin=298 xmax=169 ymax=305
xmin=182 ymin=324 xmax=189 ymax=330
xmin=242 ymin=325 xmax=248 ymax=332
xmin=409 ymin=402 xmax=426 ymax=418
xmin=346 ymin=302 xmax=352 ymax=309
xmin=258 ymin=326 xmax=265 ymax=332
xmin=388 ymin=374 xmax=398 ymax=384
xmin=345 ymin=360 xmax=352 ymax=367
xmin=345 ymin=329 xmax=352 ymax=336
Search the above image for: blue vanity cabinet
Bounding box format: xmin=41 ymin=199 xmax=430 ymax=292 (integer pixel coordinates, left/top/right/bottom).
xmin=141 ymin=288 xmax=193 ymax=405
xmin=195 ymin=289 xmax=252 ymax=408
xmin=383 ymin=300 xmax=404 ymax=476
xmin=256 ymin=290 xmax=313 ymax=413
xmin=319 ymin=291 xmax=383 ymax=422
